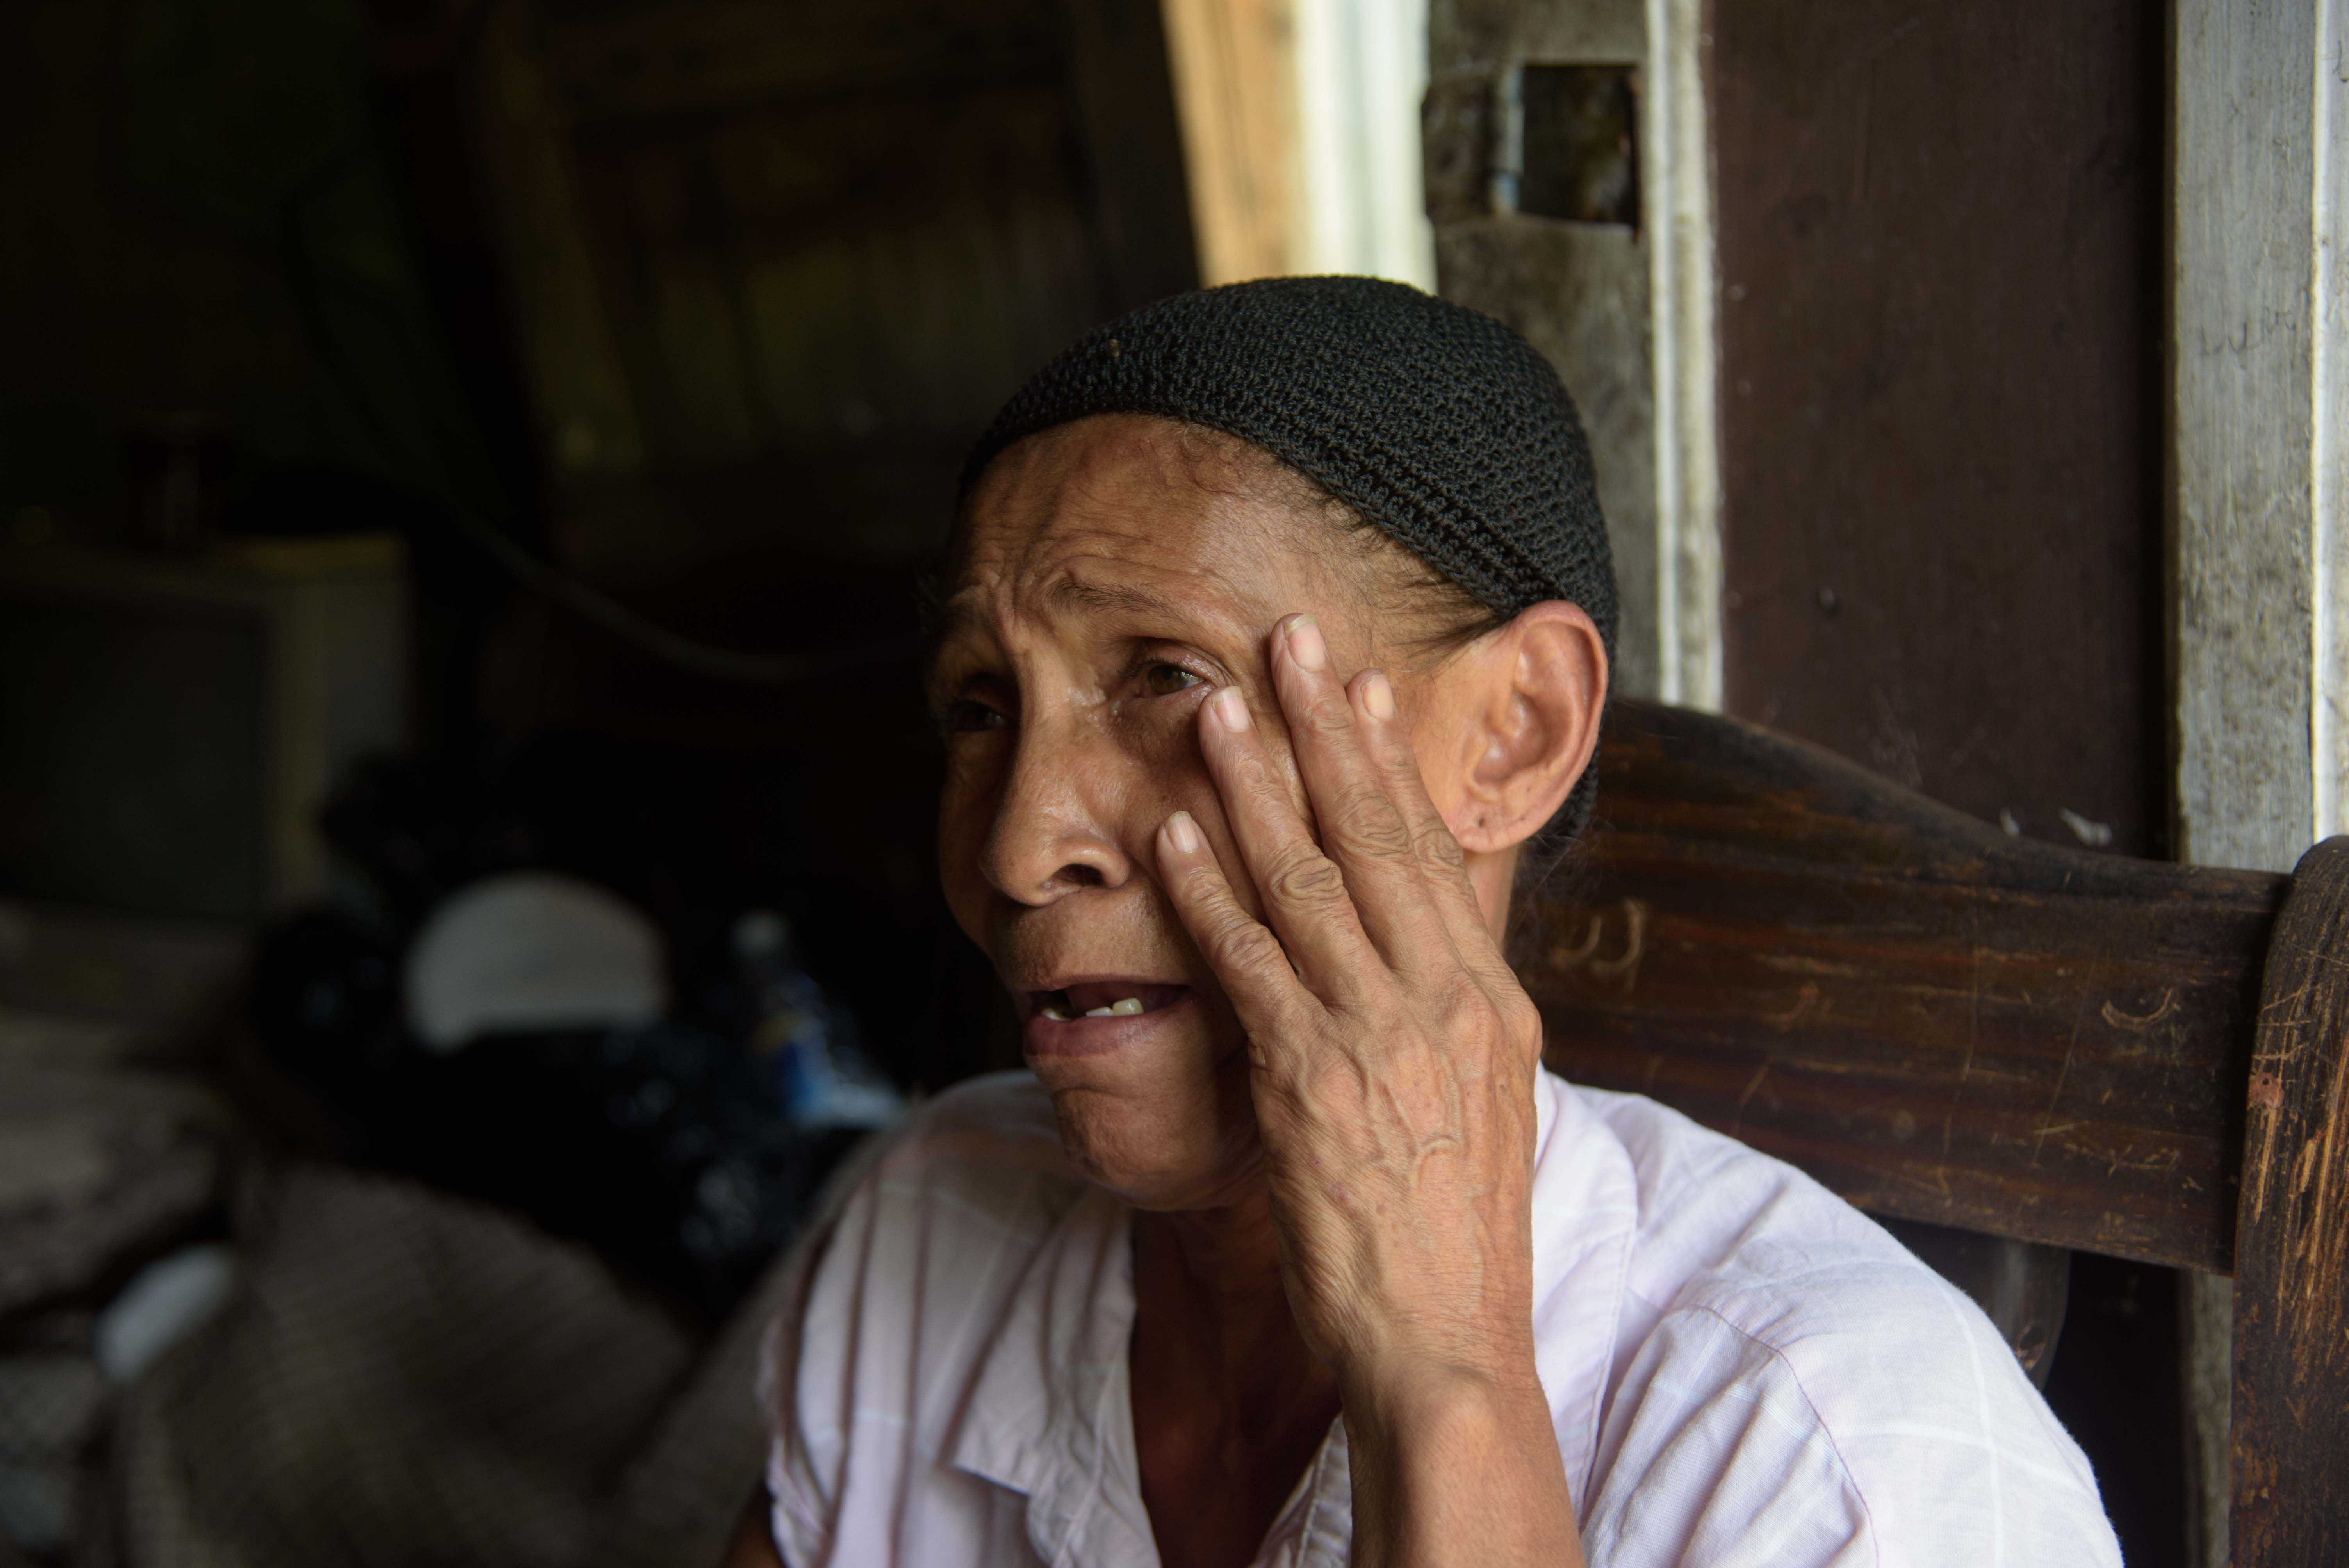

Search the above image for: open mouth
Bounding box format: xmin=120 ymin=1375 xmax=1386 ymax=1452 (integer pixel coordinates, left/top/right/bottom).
xmin=1027 ymin=981 xmax=1189 ymax=1022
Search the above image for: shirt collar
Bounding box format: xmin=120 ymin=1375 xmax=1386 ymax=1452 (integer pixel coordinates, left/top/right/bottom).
xmin=943 ymin=1183 xmax=1157 ymax=1562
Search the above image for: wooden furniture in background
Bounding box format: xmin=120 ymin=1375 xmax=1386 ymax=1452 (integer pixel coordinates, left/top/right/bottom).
xmin=1524 ymin=700 xmax=2347 ymax=1563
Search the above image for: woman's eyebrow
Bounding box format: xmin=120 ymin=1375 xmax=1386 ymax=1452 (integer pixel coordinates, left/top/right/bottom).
xmin=1046 ymin=577 xmax=1191 ymax=622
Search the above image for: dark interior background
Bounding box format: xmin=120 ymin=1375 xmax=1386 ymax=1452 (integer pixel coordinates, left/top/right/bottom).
xmin=3 ymin=0 xmax=1201 ymax=1093
xmin=2 ymin=6 xmax=1201 ymax=1554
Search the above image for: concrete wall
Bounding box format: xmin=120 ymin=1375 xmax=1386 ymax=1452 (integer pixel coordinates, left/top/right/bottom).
xmin=1424 ymin=0 xmax=1659 ymax=699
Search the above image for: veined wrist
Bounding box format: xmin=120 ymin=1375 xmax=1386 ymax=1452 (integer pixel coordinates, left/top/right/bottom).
xmin=1337 ymin=1346 xmax=1549 ymax=1437
xmin=1335 ymin=1352 xmax=1581 ymax=1568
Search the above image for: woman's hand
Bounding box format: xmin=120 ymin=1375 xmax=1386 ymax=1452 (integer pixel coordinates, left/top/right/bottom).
xmin=1154 ymin=612 xmax=1583 ymax=1568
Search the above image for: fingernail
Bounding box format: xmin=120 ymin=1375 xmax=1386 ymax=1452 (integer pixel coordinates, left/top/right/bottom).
xmin=1165 ymin=810 xmax=1201 ymax=855
xmin=1361 ymin=669 xmax=1396 ymax=720
xmin=1286 ymin=615 xmax=1327 ymax=672
xmin=1210 ymin=686 xmax=1251 ymax=731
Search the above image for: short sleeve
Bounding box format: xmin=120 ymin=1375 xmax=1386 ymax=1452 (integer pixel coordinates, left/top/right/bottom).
xmin=1582 ymin=1284 xmax=2122 ymax=1568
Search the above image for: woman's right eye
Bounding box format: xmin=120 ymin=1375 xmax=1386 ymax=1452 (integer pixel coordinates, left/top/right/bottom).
xmin=1142 ymin=662 xmax=1204 ymax=697
xmin=942 ymin=698 xmax=1009 ymax=734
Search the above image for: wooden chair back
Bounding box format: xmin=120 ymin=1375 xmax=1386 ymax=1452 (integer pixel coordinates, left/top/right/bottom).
xmin=1521 ymin=699 xmax=2348 ymax=1564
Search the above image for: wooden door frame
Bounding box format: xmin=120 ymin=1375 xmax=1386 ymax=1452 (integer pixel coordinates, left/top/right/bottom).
xmin=1641 ymin=0 xmax=1720 ymax=711
xmin=2169 ymin=4 xmax=2347 ymax=1563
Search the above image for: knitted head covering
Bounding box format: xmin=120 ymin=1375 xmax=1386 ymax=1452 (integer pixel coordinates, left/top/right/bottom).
xmin=961 ymin=274 xmax=1616 ymax=847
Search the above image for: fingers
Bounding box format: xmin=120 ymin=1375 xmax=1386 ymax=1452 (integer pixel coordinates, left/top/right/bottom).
xmin=1154 ymin=809 xmax=1320 ymax=1041
xmin=1340 ymin=661 xmax=1523 ymax=992
xmin=1340 ymin=666 xmax=1488 ymax=924
xmin=1265 ymin=615 xmax=1462 ymax=972
xmin=1193 ymin=677 xmax=1385 ymax=1002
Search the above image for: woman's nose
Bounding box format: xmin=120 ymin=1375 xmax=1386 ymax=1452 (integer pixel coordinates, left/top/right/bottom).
xmin=981 ymin=726 xmax=1135 ymax=906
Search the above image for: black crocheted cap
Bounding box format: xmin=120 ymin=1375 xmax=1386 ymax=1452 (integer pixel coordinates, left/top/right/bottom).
xmin=960 ymin=274 xmax=1617 ymax=846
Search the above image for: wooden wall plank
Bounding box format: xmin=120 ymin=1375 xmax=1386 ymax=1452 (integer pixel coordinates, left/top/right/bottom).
xmin=1709 ymin=1 xmax=2165 ymax=858
xmin=1642 ymin=0 xmax=1719 ymax=710
xmin=1159 ymin=0 xmax=1299 ymax=283
xmin=2173 ymin=0 xmax=2340 ymax=876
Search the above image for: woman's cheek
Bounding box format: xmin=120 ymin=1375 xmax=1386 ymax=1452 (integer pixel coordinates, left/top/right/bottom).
xmin=935 ymin=739 xmax=1009 ymax=934
xmin=1126 ymin=694 xmax=1224 ymax=834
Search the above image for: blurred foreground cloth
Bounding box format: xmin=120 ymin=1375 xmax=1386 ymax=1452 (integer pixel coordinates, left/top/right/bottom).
xmin=108 ymin=1165 xmax=793 ymax=1568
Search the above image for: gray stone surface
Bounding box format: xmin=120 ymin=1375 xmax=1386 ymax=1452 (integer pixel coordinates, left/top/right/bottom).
xmin=1426 ymin=0 xmax=1661 ymax=699
xmin=1435 ymin=218 xmax=1657 ymax=699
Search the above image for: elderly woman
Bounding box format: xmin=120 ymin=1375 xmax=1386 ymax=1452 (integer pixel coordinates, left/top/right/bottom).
xmin=747 ymin=280 xmax=2118 ymax=1567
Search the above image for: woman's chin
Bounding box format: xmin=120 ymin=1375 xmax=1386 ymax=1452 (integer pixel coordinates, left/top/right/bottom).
xmin=1044 ymin=1086 xmax=1256 ymax=1211
xmin=1025 ymin=998 xmax=1259 ymax=1208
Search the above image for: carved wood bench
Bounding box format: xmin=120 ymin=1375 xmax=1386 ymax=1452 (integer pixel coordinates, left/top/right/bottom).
xmin=1522 ymin=699 xmax=2347 ymax=1563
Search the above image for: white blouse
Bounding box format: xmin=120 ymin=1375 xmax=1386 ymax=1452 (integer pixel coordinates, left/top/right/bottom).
xmin=759 ymin=1069 xmax=2120 ymax=1567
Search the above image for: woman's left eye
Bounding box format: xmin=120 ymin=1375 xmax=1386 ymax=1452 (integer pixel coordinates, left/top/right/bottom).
xmin=1142 ymin=663 xmax=1203 ymax=697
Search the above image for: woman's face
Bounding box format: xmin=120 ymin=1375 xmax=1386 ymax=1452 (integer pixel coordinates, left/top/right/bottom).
xmin=930 ymin=414 xmax=1499 ymax=1210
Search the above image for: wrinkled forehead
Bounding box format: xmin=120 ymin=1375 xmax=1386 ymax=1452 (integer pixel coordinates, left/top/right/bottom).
xmin=937 ymin=414 xmax=1363 ymax=647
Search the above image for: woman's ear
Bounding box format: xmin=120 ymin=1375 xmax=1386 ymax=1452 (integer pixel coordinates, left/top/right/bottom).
xmin=1442 ymin=601 xmax=1608 ymax=856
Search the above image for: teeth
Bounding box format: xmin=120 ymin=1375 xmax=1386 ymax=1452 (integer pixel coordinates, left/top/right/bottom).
xmin=1046 ymin=994 xmax=1149 ymax=1021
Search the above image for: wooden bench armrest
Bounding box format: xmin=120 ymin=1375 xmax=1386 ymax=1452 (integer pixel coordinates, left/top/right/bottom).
xmin=1525 ymin=699 xmax=2285 ymax=1272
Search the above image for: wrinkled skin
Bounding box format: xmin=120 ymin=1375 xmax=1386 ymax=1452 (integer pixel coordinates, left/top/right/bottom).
xmin=913 ymin=412 xmax=1606 ymax=1568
